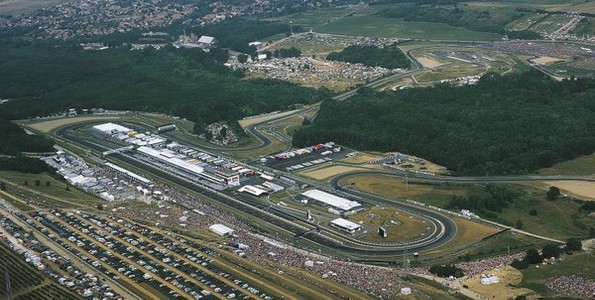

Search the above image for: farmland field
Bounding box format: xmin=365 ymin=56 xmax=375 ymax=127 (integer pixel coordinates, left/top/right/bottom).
xmin=315 ymin=16 xmax=503 ymax=41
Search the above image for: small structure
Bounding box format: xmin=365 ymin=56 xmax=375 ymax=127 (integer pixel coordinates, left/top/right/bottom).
xmin=92 ymin=122 xmax=132 ymax=135
xmin=248 ymin=41 xmax=263 ymax=48
xmin=238 ymin=185 xmax=267 ymax=197
xmin=379 ymin=227 xmax=387 ymax=238
xmin=330 ymin=218 xmax=361 ymax=234
xmin=209 ymin=224 xmax=234 ymax=236
xmin=400 ymin=287 xmax=412 ymax=295
xmin=198 ymin=35 xmax=217 ymax=47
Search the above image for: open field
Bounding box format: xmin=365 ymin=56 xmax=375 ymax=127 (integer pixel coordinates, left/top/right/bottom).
xmin=349 ymin=206 xmax=431 ymax=243
xmin=531 ymin=56 xmax=566 ymax=65
xmin=421 ymin=217 xmax=502 ymax=259
xmin=520 ymin=251 xmax=595 ymax=296
xmin=462 ymin=266 xmax=536 ymax=300
xmin=301 ymin=165 xmax=364 ymax=180
xmin=315 ymin=15 xmax=503 ymax=41
xmin=238 ymin=108 xmax=302 ymax=128
xmin=341 ymin=175 xmax=478 ymax=205
xmin=24 ymin=116 xmax=123 ymax=133
xmin=340 ymin=153 xmax=382 ymax=164
xmin=343 ymin=174 xmax=595 ymax=239
xmin=536 ymin=153 xmax=595 ymax=176
xmin=267 ymin=40 xmax=346 ymax=59
xmin=542 ymin=181 xmax=595 ymax=200
xmin=265 ymin=6 xmax=357 ymax=30
xmin=0 ymin=171 xmax=102 ymax=209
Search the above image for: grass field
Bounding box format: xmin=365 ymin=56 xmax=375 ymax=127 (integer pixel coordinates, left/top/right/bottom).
xmin=266 ymin=6 xmax=357 ymax=29
xmin=24 ymin=116 xmax=124 ymax=133
xmin=519 ymin=251 xmax=595 ymax=296
xmin=343 ymin=174 xmax=595 ymax=240
xmin=463 ymin=266 xmax=536 ymax=300
xmin=529 ymin=14 xmax=575 ymax=32
xmin=315 ymin=16 xmax=503 ymax=41
xmin=0 ymin=171 xmax=102 ymax=209
xmin=349 ymin=206 xmax=431 ymax=243
xmin=536 ymin=153 xmax=595 ymax=176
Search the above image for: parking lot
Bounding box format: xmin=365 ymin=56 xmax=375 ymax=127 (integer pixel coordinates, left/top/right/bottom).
xmin=27 ymin=210 xmax=279 ymax=300
xmin=264 ymin=142 xmax=353 ymax=172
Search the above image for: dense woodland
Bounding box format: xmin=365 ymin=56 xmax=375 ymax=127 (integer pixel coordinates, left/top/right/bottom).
xmin=0 ymin=120 xmax=54 ymax=155
xmin=0 ymin=40 xmax=329 ymax=128
xmin=294 ymin=71 xmax=595 ymax=175
xmin=326 ymin=43 xmax=411 ymax=69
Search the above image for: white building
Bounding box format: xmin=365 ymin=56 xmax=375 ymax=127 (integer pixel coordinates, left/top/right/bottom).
xmin=209 ymin=224 xmax=234 ymax=236
xmin=301 ymin=189 xmax=361 ymax=212
xmin=198 ymin=35 xmax=217 ymax=46
xmin=330 ymin=218 xmax=362 ymax=234
xmin=92 ymin=122 xmax=132 ymax=135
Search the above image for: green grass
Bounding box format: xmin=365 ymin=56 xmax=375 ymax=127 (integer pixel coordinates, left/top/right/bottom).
xmin=505 ymin=13 xmax=542 ymax=31
xmin=0 ymin=171 xmax=102 ymax=208
xmin=530 ymin=14 xmax=574 ymax=32
xmin=537 ymin=153 xmax=595 ymax=176
xmin=519 ymin=252 xmax=595 ymax=296
xmin=315 ymin=16 xmax=503 ymax=41
xmin=268 ymin=6 xmax=358 ymax=29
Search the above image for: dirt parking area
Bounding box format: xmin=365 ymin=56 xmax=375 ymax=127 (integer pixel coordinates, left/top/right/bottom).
xmin=302 ymin=165 xmax=364 ymax=180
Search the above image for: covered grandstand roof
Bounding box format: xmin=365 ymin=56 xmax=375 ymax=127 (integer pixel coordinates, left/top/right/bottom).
xmin=301 ymin=189 xmax=361 ymax=211
xmin=209 ymin=224 xmax=234 ymax=236
xmin=137 ymin=146 xmax=204 ymax=175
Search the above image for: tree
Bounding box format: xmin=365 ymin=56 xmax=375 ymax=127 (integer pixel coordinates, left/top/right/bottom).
xmin=0 ymin=181 xmax=5 ymax=191
xmin=97 ymin=203 xmax=103 ymax=210
xmin=24 ymin=180 xmax=28 ymax=186
xmin=565 ymin=238 xmax=582 ymax=251
xmin=547 ymin=186 xmax=560 ymax=201
xmin=45 ymin=181 xmax=51 ymax=187
xmin=237 ymin=54 xmax=248 ymax=63
xmin=529 ymin=208 xmax=537 ymax=216
xmin=220 ymin=126 xmax=228 ymax=137
xmin=525 ymin=249 xmax=543 ymax=264
xmin=510 ymin=259 xmax=529 ymax=270
xmin=516 ymin=219 xmax=523 ymax=230
xmin=428 ymin=264 xmax=465 ymax=278
xmin=542 ymin=244 xmax=561 ymax=258
xmin=35 ymin=179 xmax=41 ymax=187
xmin=65 ymin=185 xmax=70 ymax=191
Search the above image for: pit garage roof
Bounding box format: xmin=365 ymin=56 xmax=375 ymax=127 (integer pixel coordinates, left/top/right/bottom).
xmin=92 ymin=122 xmax=132 ymax=134
xmin=330 ymin=218 xmax=362 ymax=231
xmin=209 ymin=224 xmax=234 ymax=236
xmin=301 ymin=189 xmax=361 ymax=211
xmin=137 ymin=146 xmax=203 ymax=176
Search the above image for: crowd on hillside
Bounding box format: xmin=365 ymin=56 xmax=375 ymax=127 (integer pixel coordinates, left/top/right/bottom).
xmin=546 ymin=275 xmax=595 ymax=299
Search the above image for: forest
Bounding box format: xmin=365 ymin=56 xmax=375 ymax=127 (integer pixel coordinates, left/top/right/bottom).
xmin=326 ymin=43 xmax=411 ymax=69
xmin=0 ymin=40 xmax=330 ymax=129
xmin=0 ymin=120 xmax=54 ymax=155
xmin=294 ymin=71 xmax=595 ymax=175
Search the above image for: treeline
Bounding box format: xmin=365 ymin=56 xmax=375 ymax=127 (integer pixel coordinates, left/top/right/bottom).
xmin=378 ymin=4 xmax=520 ymax=34
xmin=0 ymin=119 xmax=54 ymax=155
xmin=505 ymin=29 xmax=541 ymax=40
xmin=446 ymin=185 xmax=517 ymax=213
xmin=0 ymin=156 xmax=51 ymax=174
xmin=0 ymin=40 xmax=330 ymax=132
xmin=326 ymin=43 xmax=411 ymax=69
xmin=294 ymin=71 xmax=595 ymax=175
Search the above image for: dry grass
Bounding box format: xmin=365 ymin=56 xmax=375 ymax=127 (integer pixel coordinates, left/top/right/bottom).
xmin=344 ymin=175 xmax=469 ymax=201
xmin=531 ymin=56 xmax=566 ymax=65
xmin=416 ymin=56 xmax=445 ymax=68
xmin=462 ymin=266 xmax=537 ymax=300
xmin=425 ymin=217 xmax=501 ymax=256
xmin=238 ymin=109 xmax=302 ymax=128
xmin=349 ymin=206 xmax=431 ymax=242
xmin=301 ymin=165 xmax=364 ymax=180
xmin=24 ymin=116 xmax=123 ymax=133
xmin=542 ymin=181 xmax=595 ymax=200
